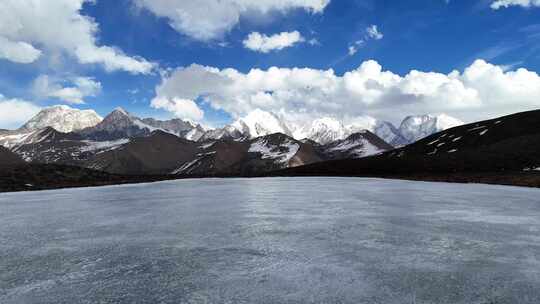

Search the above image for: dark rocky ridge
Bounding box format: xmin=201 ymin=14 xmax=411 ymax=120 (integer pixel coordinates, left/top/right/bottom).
xmin=0 ymin=146 xmax=24 ymax=168
xmin=85 ymin=131 xmax=199 ymax=175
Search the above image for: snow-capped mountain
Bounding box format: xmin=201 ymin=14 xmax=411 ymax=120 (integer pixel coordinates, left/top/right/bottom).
xmin=199 ymin=108 xmax=464 ymax=147
xmin=200 ymin=109 xmax=292 ymax=141
xmin=141 ymin=118 xmax=206 ymax=141
xmin=372 ymin=121 xmax=408 ymax=147
xmin=199 ymin=125 xmax=244 ymax=141
xmin=231 ymin=109 xmax=293 ymax=138
xmin=20 ymin=105 xmax=102 ymax=133
xmin=80 ymin=107 xmax=154 ymax=140
xmin=184 ymin=125 xmax=206 ymax=141
xmin=0 ymin=104 xmax=473 ymax=177
xmin=294 ymin=117 xmax=347 ymax=145
xmin=398 ymin=114 xmax=463 ymax=144
xmin=80 ymin=107 xmax=206 ymax=141
xmin=291 ymin=116 xmax=406 ymax=146
xmin=321 ymin=131 xmax=394 ymax=159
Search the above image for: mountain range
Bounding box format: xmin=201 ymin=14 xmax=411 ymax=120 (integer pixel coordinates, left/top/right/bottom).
xmin=0 ymin=105 xmax=539 ymax=191
xmin=2 ymin=105 xmax=461 ymax=145
xmin=277 ymin=109 xmax=540 ymax=186
xmin=0 ymin=105 xmax=462 ymax=176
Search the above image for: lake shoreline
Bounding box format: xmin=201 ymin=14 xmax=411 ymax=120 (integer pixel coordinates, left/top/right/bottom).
xmin=1 ymin=163 xmax=539 ymax=193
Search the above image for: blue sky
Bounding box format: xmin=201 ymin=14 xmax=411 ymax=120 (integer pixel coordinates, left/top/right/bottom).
xmin=1 ymin=0 xmax=540 ymax=129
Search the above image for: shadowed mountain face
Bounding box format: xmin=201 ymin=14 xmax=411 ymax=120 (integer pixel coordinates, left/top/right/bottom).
xmin=278 ymin=109 xmax=540 ymax=176
xmin=0 ymin=146 xmax=24 ymax=168
xmin=85 ymin=131 xmax=199 ymax=175
xmin=173 ymin=133 xmax=322 ymax=176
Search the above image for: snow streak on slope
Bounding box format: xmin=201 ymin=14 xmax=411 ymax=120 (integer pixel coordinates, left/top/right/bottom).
xmin=79 ymin=139 xmax=130 ymax=153
xmin=328 ymin=137 xmax=383 ymax=158
xmin=248 ymin=137 xmax=300 ymax=164
xmin=0 ymin=130 xmax=40 ymax=149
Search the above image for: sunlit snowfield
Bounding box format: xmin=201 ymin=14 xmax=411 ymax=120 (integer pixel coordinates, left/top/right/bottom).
xmin=1 ymin=178 xmax=540 ymax=304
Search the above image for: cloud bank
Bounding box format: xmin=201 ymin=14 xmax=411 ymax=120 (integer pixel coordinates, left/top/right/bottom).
xmin=150 ymin=59 xmax=540 ymax=125
xmin=32 ymin=75 xmax=102 ymax=104
xmin=0 ymin=95 xmax=41 ymax=129
xmin=135 ymin=0 xmax=330 ymax=41
xmin=0 ymin=0 xmax=154 ymax=74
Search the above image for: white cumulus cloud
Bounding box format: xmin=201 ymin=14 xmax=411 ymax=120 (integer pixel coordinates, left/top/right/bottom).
xmin=134 ymin=0 xmax=330 ymax=41
xmin=0 ymin=36 xmax=42 ymax=64
xmin=243 ymin=31 xmax=305 ymax=53
xmin=0 ymin=0 xmax=154 ymax=74
xmin=491 ymin=0 xmax=540 ymax=9
xmin=0 ymin=95 xmax=42 ymax=129
xmin=151 ymin=60 xmax=540 ymax=125
xmin=32 ymin=75 xmax=102 ymax=104
xmin=151 ymin=97 xmax=204 ymax=121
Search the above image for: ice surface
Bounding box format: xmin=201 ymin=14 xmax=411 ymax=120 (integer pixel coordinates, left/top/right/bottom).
xmin=1 ymin=178 xmax=540 ymax=304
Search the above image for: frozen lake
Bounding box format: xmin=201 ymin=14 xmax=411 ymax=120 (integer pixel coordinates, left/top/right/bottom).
xmin=1 ymin=177 xmax=540 ymax=304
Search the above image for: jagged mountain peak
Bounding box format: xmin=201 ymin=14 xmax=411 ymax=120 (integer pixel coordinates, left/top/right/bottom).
xmin=112 ymin=107 xmax=129 ymax=115
xmin=105 ymin=107 xmax=134 ymax=120
xmin=373 ymin=121 xmax=408 ymax=147
xmin=399 ymin=113 xmax=463 ymax=143
xmin=80 ymin=108 xmax=208 ymax=142
xmin=231 ymin=109 xmax=292 ymax=138
xmin=20 ymin=105 xmax=102 ymax=133
xmin=293 ymin=117 xmax=348 ymax=145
